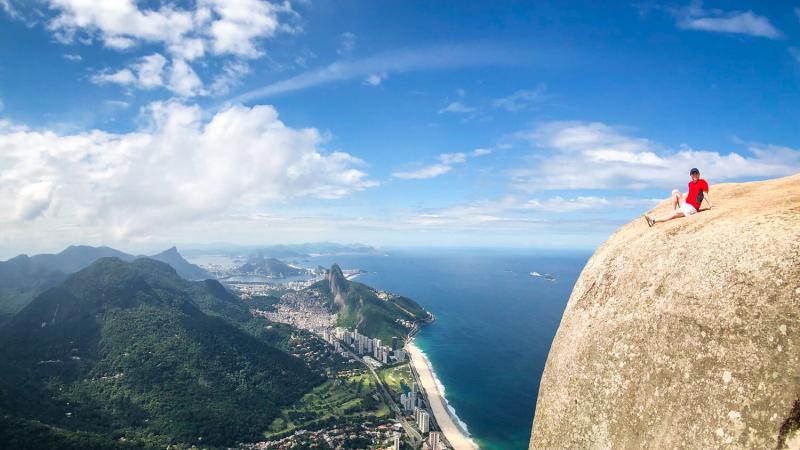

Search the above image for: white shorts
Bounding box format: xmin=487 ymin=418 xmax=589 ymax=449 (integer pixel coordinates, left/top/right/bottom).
xmin=680 ymin=203 xmax=697 ymax=216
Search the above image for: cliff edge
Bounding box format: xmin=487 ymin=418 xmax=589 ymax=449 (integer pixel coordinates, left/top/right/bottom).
xmin=530 ymin=173 xmax=800 ymax=449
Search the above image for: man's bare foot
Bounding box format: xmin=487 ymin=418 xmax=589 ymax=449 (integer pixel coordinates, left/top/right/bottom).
xmin=644 ymin=215 xmax=654 ymax=227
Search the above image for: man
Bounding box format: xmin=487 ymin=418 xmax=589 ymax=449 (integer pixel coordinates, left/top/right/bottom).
xmin=645 ymin=168 xmax=712 ymax=227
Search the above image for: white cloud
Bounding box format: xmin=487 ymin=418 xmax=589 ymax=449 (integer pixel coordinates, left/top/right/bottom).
xmin=512 ymin=121 xmax=800 ymax=191
xmin=438 ymin=152 xmax=467 ymax=164
xmin=205 ymin=0 xmax=294 ymax=58
xmin=338 ymin=31 xmax=356 ymax=55
xmin=92 ymin=53 xmax=167 ymax=90
xmin=168 ymin=59 xmax=205 ymax=96
xmin=46 ymin=0 xmax=293 ymax=58
xmin=232 ymin=43 xmax=527 ymax=102
xmin=363 ymin=72 xmax=387 ymax=86
xmin=393 ymin=149 xmax=491 ymax=180
xmin=492 ymin=84 xmax=547 ymax=111
xmin=63 ymin=53 xmax=82 ymax=61
xmin=438 ymin=101 xmax=475 ymax=114
xmin=0 ymin=102 xmax=376 ymax=243
xmin=14 ymin=181 xmax=53 ymax=221
xmin=392 ymin=164 xmax=452 ymax=180
xmin=675 ymin=3 xmax=782 ymax=39
xmin=209 ymin=61 xmax=251 ymax=95
xmin=36 ymin=0 xmax=296 ymax=97
xmin=92 ymin=68 xmax=137 ymax=86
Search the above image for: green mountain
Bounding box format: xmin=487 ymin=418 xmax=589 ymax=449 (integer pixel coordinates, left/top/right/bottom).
xmin=29 ymin=245 xmax=136 ymax=273
xmin=237 ymin=252 xmax=305 ymax=277
xmin=308 ymin=264 xmax=430 ymax=343
xmin=0 ymin=246 xmax=216 ymax=323
xmin=0 ymin=254 xmax=67 ymax=325
xmin=0 ymin=257 xmax=320 ymax=449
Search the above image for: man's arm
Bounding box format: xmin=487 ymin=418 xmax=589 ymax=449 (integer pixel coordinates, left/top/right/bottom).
xmin=704 ymin=191 xmax=713 ymax=209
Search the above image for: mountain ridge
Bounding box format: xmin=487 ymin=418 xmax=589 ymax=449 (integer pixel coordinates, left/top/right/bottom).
xmin=0 ymin=257 xmax=318 ymax=448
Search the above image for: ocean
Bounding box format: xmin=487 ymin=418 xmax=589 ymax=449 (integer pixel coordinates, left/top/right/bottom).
xmin=309 ymin=247 xmax=590 ymax=450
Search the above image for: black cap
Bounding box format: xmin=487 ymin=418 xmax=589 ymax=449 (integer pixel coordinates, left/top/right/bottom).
xmin=689 ymin=168 xmax=699 ymax=175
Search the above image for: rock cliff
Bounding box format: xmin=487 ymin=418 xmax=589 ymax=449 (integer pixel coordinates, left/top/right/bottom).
xmin=530 ymin=174 xmax=800 ymax=449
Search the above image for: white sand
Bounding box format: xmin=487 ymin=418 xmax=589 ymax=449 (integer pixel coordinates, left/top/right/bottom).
xmin=406 ymin=342 xmax=479 ymax=450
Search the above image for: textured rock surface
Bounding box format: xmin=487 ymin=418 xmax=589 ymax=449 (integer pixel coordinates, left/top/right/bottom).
xmin=530 ymin=174 xmax=800 ymax=449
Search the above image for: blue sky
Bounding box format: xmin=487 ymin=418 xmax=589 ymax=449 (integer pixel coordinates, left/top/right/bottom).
xmin=0 ymin=0 xmax=798 ymax=257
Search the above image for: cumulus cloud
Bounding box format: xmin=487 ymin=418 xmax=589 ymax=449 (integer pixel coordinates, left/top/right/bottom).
xmin=37 ymin=0 xmax=296 ymax=96
xmin=512 ymin=121 xmax=800 ymax=191
xmin=92 ymin=53 xmax=168 ymax=90
xmin=168 ymin=59 xmax=205 ymax=96
xmin=674 ymin=2 xmax=782 ymax=39
xmin=0 ymin=102 xmax=376 ymax=242
xmin=46 ymin=0 xmax=294 ymax=57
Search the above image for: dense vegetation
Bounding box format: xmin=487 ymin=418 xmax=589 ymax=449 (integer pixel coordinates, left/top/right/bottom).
xmin=0 ymin=245 xmax=213 ymax=323
xmin=310 ymin=264 xmax=430 ymax=343
xmin=0 ymin=254 xmax=67 ymax=325
xmin=0 ymin=258 xmax=321 ymax=449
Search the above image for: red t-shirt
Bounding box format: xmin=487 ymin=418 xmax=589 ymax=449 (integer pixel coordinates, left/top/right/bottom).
xmin=686 ymin=179 xmax=709 ymax=209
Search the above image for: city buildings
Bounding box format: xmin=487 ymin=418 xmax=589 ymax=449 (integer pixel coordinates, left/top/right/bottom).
xmin=429 ymin=431 xmax=441 ymax=450
xmin=414 ymin=407 xmax=430 ymax=433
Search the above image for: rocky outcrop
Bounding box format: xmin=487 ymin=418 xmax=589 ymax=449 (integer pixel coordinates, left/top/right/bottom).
xmin=326 ymin=263 xmax=349 ymax=310
xmin=530 ymin=174 xmax=800 ymax=449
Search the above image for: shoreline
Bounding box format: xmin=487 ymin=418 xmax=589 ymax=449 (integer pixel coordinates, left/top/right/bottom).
xmin=406 ymin=341 xmax=479 ymax=450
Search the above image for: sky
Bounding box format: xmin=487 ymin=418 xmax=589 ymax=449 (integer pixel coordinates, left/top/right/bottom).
xmin=0 ymin=0 xmax=798 ymax=258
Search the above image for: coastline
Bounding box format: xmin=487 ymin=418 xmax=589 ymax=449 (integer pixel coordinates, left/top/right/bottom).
xmin=406 ymin=341 xmax=479 ymax=450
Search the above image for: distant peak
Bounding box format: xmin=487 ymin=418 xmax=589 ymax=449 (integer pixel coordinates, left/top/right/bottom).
xmin=330 ymin=263 xmax=345 ymax=277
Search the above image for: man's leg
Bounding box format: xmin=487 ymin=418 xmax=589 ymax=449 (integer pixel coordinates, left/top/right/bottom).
xmin=654 ymin=210 xmax=685 ymax=223
xmin=671 ymin=189 xmax=683 ymax=210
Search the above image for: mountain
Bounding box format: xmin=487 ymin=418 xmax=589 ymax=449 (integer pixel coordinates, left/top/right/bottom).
xmin=529 ymin=174 xmax=800 ymax=449
xmin=29 ymin=245 xmax=136 ymax=273
xmin=148 ymin=246 xmax=211 ymax=280
xmin=0 ymin=246 xmax=216 ymax=323
xmin=238 ymin=252 xmax=305 ymax=277
xmin=0 ymin=255 xmax=68 ymax=325
xmin=0 ymin=258 xmax=319 ymax=449
xmin=308 ymin=264 xmax=430 ymax=343
xmin=0 ymin=246 xmax=136 ymax=325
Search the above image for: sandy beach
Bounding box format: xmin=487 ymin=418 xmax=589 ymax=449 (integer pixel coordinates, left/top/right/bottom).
xmin=406 ymin=342 xmax=479 ymax=450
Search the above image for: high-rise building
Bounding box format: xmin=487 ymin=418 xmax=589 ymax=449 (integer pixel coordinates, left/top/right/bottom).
xmin=393 ymin=432 xmax=401 ymax=450
xmin=429 ymin=431 xmax=441 ymax=450
xmin=417 ymin=410 xmax=430 ymax=433
xmin=391 ymin=336 xmax=399 ymax=350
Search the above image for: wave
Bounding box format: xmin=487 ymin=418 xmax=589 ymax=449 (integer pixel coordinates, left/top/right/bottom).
xmin=413 ymin=343 xmax=479 ymax=445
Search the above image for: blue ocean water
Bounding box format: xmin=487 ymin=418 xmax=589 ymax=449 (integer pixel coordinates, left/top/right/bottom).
xmin=310 ymin=247 xmax=589 ymax=450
